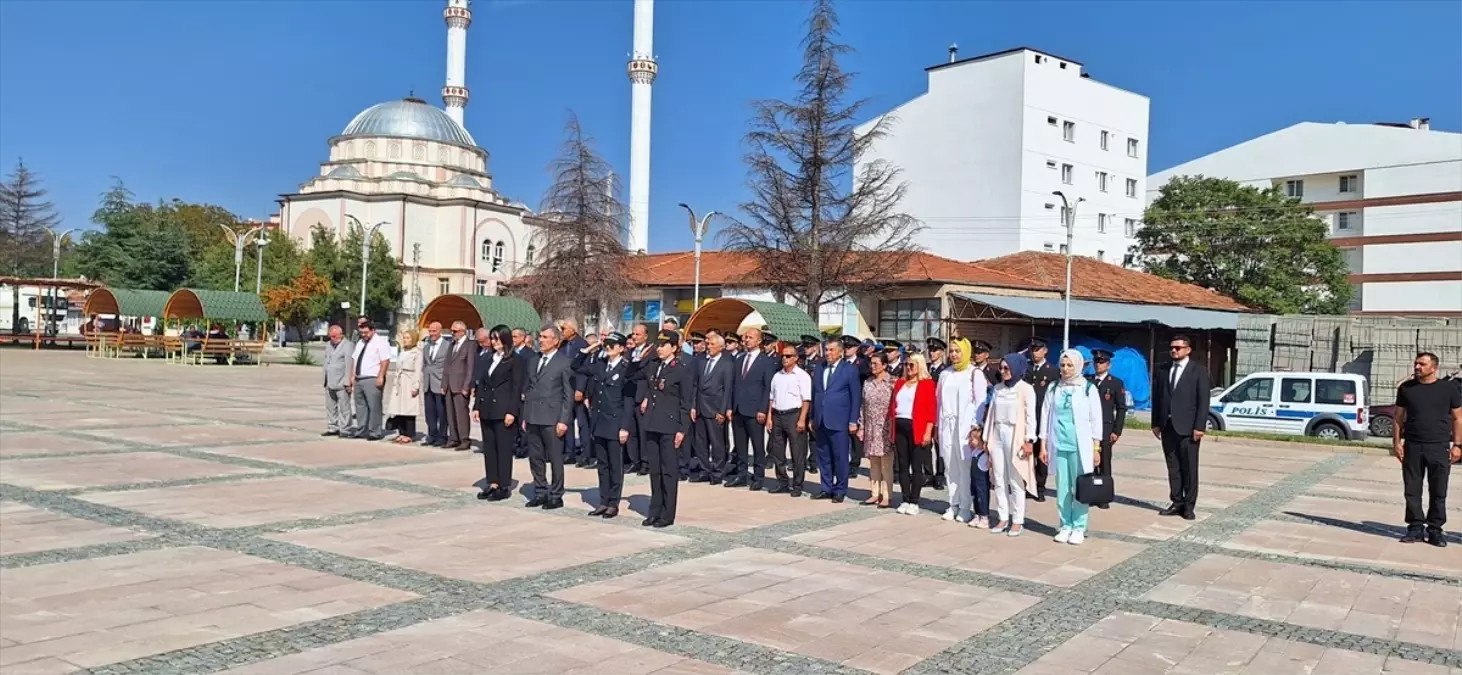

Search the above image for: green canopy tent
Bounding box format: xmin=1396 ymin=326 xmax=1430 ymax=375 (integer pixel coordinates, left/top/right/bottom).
xmin=163 ymin=289 xmax=269 ymax=335
xmin=684 ymin=298 xmax=820 ymax=345
xmin=82 ymin=288 xmax=171 ymax=328
xmin=418 ymin=294 xmax=541 ymax=332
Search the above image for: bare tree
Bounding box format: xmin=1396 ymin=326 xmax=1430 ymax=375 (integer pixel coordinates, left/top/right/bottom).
xmin=718 ymin=0 xmax=919 ymax=320
xmin=517 ymin=113 xmax=636 ymax=328
xmin=0 ymin=158 xmax=62 ymax=277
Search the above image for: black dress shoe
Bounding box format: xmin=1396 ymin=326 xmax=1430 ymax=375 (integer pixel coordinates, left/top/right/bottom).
xmin=1097 ymin=503 xmax=1110 ymax=510
xmin=476 ymin=491 xmax=492 ymax=500
xmin=1158 ymin=505 xmax=1182 ymax=517
xmin=652 ymin=519 xmax=674 ymax=528
xmin=811 ymin=492 xmax=832 ymax=500
xmin=767 ymin=484 xmax=788 ymax=494
xmin=1181 ymin=510 xmax=1196 ymax=521
xmin=749 ymin=482 xmax=762 ymax=492
xmin=601 ymin=507 xmax=618 ymax=519
xmin=807 ymin=465 xmax=818 ymax=475
xmin=931 ymin=477 xmax=946 ymax=490
xmin=831 ymin=495 xmax=845 ymax=504
xmin=1427 ymin=531 xmax=1448 ymax=548
xmin=321 ymin=431 xmax=340 ymax=437
xmin=690 ymin=476 xmax=711 ymax=484
xmin=457 ymin=442 xmax=474 ymax=452
xmin=790 ymin=489 xmax=803 ymax=498
xmin=1400 ymin=531 xmax=1426 ymax=543
xmin=583 ymin=459 xmax=598 ymax=469
xmin=726 ymin=477 xmax=747 ymax=488
xmin=489 ymin=488 xmax=511 ymax=502
xmin=525 ymin=496 xmax=547 ymax=508
xmin=1033 ymin=493 xmax=1046 ymax=503
xmin=641 ymin=517 xmax=655 ymax=527
xmin=543 ymin=498 xmax=564 ymax=510
xmin=589 ymin=506 xmax=608 ymax=516
xmin=636 ymin=465 xmax=649 ymax=476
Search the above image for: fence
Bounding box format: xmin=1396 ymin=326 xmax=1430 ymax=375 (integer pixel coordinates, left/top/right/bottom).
xmin=1236 ymin=315 xmax=1461 ymax=406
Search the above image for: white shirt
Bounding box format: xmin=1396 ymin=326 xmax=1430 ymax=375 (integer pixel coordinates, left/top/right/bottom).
xmin=351 ymin=334 xmax=392 ymax=379
xmin=488 ymin=350 xmax=503 ymax=375
xmin=1170 ymin=358 xmax=1189 ymax=388
xmin=537 ymin=349 xmax=558 ymax=374
xmin=704 ymin=354 xmax=720 ymax=376
xmin=895 ymin=383 xmax=916 ymax=419
xmin=770 ymin=367 xmax=813 ymax=411
xmin=740 ymin=351 xmax=757 ymax=376
xmin=822 ymin=361 xmax=838 ymax=388
xmin=428 ymin=338 xmax=442 ymax=361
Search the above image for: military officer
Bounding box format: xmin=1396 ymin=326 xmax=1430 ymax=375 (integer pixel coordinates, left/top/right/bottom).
xmin=798 ymin=335 xmax=824 ymax=476
xmin=577 ymin=332 xmax=634 ymax=518
xmin=631 ymin=329 xmax=694 ymax=528
xmin=1022 ymin=337 xmax=1059 ymax=501
xmin=973 ymin=340 xmax=1000 ymax=393
xmin=925 ymin=337 xmax=949 ymax=489
xmin=1087 ymin=348 xmax=1128 ymax=509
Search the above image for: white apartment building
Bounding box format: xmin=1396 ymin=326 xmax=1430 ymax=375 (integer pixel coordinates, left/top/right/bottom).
xmin=1147 ymin=120 xmax=1462 ymax=317
xmin=856 ymin=46 xmax=1150 ymax=263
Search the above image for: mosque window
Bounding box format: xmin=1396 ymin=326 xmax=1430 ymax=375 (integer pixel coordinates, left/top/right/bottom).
xmin=389 ymin=141 xmax=402 ymax=159
xmin=525 ymin=244 xmax=536 ymax=266
xmin=491 ymin=241 xmax=505 ymax=273
xmin=480 ymin=239 xmax=491 ymax=262
xmin=365 ymin=141 xmax=376 ymax=158
xmin=439 ymin=147 xmax=449 ymax=163
xmin=413 ymin=144 xmax=425 ymax=161
xmin=460 ymin=150 xmax=470 ymax=166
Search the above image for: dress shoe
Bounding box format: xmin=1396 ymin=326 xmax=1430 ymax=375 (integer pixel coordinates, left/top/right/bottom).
xmin=589 ymin=506 xmax=608 ymax=516
xmin=1427 ymin=531 xmax=1448 ymax=548
xmin=1158 ymin=505 xmax=1182 ymax=517
xmin=1400 ymin=530 xmax=1426 ymax=544
xmin=601 ymin=507 xmax=618 ymax=519
xmin=525 ymin=495 xmax=547 ymax=508
xmin=811 ymin=492 xmax=832 ymax=500
xmin=806 ymin=465 xmax=818 ymax=475
xmin=582 ymin=459 xmax=597 ymax=469
xmin=931 ymin=477 xmax=947 ymax=490
xmin=652 ymin=519 xmax=674 ymax=528
xmin=575 ymin=457 xmax=590 ymax=468
xmin=366 ymin=435 xmax=385 ymax=441
xmin=641 ymin=517 xmax=655 ymax=527
xmin=457 ymin=442 xmax=474 ymax=452
xmin=489 ymin=488 xmax=511 ymax=502
xmin=636 ymin=465 xmax=649 ymax=476
xmin=690 ymin=476 xmax=712 ymax=484
xmin=321 ymin=431 xmax=339 ymax=437
xmin=475 ymin=490 xmax=493 ymax=500
xmin=543 ymin=498 xmax=564 ymax=510
xmin=831 ymin=495 xmax=845 ymax=504
xmin=789 ymin=489 xmax=803 ymax=498
xmin=726 ymin=477 xmax=747 ymax=488
xmin=767 ymin=484 xmax=788 ymax=494
xmin=748 ymin=482 xmax=762 ymax=492
xmin=1181 ymin=510 xmax=1196 ymax=521
xmin=1096 ymin=503 xmax=1110 ymax=509
xmin=1033 ymin=493 xmax=1046 ymax=503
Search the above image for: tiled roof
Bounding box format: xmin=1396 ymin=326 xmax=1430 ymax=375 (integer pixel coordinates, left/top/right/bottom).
xmin=975 ymin=252 xmax=1248 ymax=311
xmin=626 ymin=251 xmax=1044 ymax=290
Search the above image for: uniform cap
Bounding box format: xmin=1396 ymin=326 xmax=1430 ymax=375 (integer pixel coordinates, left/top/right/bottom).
xmin=603 ymin=331 xmax=627 ymax=347
xmin=883 ymin=339 xmax=903 ymax=351
xmin=926 ymin=337 xmax=947 ymax=352
xmin=1021 ymin=337 xmax=1048 ymax=351
xmin=657 ymin=330 xmax=681 ymax=345
xmin=800 ymin=335 xmax=821 ymax=347
xmin=1091 ymin=348 xmax=1114 ymax=361
xmin=689 ymin=331 xmax=706 ymax=342
xmin=972 ymin=340 xmax=993 ymax=354
xmin=762 ymin=332 xmax=778 ymax=344
xmin=839 ymin=335 xmax=861 ymax=350
xmin=726 ymin=334 xmax=741 ymax=344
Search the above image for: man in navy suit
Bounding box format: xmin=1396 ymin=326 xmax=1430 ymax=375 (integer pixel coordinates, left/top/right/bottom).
xmin=810 ymin=336 xmax=862 ymax=503
xmin=728 ymin=327 xmax=776 ymax=489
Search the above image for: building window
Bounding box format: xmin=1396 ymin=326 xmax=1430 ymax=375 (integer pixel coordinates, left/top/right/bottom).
xmin=437 ymin=277 xmax=450 ymax=296
xmin=364 ymin=141 xmax=376 ymax=159
xmin=1127 ymin=137 xmax=1139 ymax=157
xmin=1059 ymin=61 xmax=1068 ymax=69
xmin=1096 ymin=171 xmax=1108 ymax=192
xmin=1061 ymin=163 xmax=1073 ymax=184
xmin=1059 ymin=206 xmax=1070 ymax=225
xmin=1340 ymin=247 xmax=1361 ymax=273
xmin=1062 ymin=121 xmax=1075 ymax=142
xmin=480 ymin=239 xmax=492 ymax=261
xmin=475 ymin=279 xmax=488 ymax=295
xmin=1047 ymin=115 xmax=1057 ymax=126
xmin=1285 ymin=179 xmax=1304 ymax=198
xmin=1043 ymin=242 xmax=1056 ymax=251
xmin=1337 ymin=212 xmax=1357 ymax=230
xmin=1059 ymin=243 xmax=1069 ymax=254
xmin=878 ymin=299 xmax=940 ymax=343
xmin=1124 ymin=218 xmax=1137 ymax=236
xmin=1046 ymin=160 xmax=1057 ymax=169
xmin=1097 ymin=249 xmax=1105 ymax=262
xmin=1100 ymin=130 xmax=1110 ymax=150
xmin=525 ymin=244 xmax=536 ymax=266
xmin=1125 ymin=178 xmax=1137 ymax=198
xmin=1044 ymin=203 xmax=1055 ymax=210
xmin=1035 ymin=54 xmax=1045 ymax=64
xmin=1097 ymin=213 xmax=1108 ymax=233
xmin=412 ymin=144 xmax=425 ymax=161
xmin=1339 ymin=174 xmax=1358 ymax=193
xmin=491 ymin=241 xmax=505 ymax=273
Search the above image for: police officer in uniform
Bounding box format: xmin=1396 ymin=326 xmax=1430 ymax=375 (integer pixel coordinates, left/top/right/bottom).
xmin=1087 ymin=348 xmax=1128 ymax=509
xmin=924 ymin=337 xmax=949 ymax=489
xmin=973 ymin=340 xmax=1000 ymax=393
xmin=1022 ymin=337 xmax=1059 ymax=501
xmin=632 ymin=329 xmax=694 ymax=528
xmin=799 ymin=335 xmax=824 ymax=475
xmin=762 ymin=332 xmax=779 ymax=358
xmin=573 ymin=332 xmax=633 ymax=518
xmin=840 ymin=334 xmax=870 ymax=477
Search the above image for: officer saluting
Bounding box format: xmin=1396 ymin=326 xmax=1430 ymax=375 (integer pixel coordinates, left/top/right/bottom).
xmin=1086 ymin=348 xmax=1128 ymax=509
xmin=576 ymin=331 xmax=634 ymax=519
xmin=630 ymin=329 xmax=694 ymax=528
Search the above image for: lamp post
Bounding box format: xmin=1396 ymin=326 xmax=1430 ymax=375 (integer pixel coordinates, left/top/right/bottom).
xmin=218 ymin=223 xmax=265 ymax=292
xmin=253 ymin=234 xmax=270 ymax=293
xmin=345 ymin=215 xmax=389 ymax=320
xmin=677 ymin=203 xmax=717 ymax=312
xmin=1051 ymin=191 xmax=1084 ymax=349
xmin=44 ymin=227 xmax=73 ymax=335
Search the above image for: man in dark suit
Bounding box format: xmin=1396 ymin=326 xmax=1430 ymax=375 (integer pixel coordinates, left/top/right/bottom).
xmin=799 ymin=335 xmax=824 ymax=476
xmin=521 ymin=325 xmax=576 ymax=509
xmin=690 ymin=330 xmax=736 ymax=484
xmin=579 ymin=331 xmax=634 ymax=519
xmin=420 ymin=321 xmax=450 ymax=446
xmin=1087 ymin=349 xmax=1128 ymax=510
xmin=511 ymin=327 xmax=536 ymax=458
xmin=729 ymin=327 xmax=776 ymax=489
xmin=1022 ymin=337 xmax=1058 ymax=501
xmin=925 ymin=337 xmax=949 ymax=490
xmin=810 ymin=337 xmax=862 ymax=503
xmin=558 ymin=320 xmax=592 ymax=468
xmin=442 ymin=321 xmax=475 ymax=451
xmin=974 ymin=340 xmax=1000 ymax=394
xmin=623 ymin=322 xmax=655 ymax=475
xmin=633 ymin=329 xmax=693 ymax=528
xmin=1151 ymin=334 xmax=1211 ymax=520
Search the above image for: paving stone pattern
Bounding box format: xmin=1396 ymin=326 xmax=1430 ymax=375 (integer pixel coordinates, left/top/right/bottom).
xmin=0 ymin=351 xmax=1458 ymax=675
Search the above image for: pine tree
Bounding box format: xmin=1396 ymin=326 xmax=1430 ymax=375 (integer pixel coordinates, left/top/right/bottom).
xmin=0 ymin=159 xmax=63 ymax=277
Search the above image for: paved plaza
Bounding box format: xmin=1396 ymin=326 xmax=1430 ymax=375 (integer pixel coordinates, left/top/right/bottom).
xmin=0 ymin=351 xmax=1458 ymax=675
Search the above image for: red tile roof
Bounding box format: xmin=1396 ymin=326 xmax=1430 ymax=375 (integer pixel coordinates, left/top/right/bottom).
xmin=626 ymin=250 xmax=1046 ymax=290
xmin=975 ymin=251 xmax=1248 ymax=311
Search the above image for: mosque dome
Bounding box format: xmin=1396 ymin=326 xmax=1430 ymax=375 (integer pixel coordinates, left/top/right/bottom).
xmin=337 ymin=97 xmax=477 ymax=149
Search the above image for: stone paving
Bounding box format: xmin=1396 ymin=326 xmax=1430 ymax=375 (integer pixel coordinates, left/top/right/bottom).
xmin=0 ymin=350 xmax=1458 ymax=675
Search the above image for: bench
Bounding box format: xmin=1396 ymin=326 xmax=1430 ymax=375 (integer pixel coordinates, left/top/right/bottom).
xmin=184 ymin=338 xmax=267 ymax=366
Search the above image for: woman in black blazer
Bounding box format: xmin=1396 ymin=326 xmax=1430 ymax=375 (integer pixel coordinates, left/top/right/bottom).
xmin=473 ymin=324 xmax=524 ymax=501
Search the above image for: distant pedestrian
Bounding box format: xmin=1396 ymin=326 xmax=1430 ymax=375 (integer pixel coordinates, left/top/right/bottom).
xmin=1394 ymin=352 xmax=1462 ymax=548
xmin=321 ymin=325 xmax=354 ymax=436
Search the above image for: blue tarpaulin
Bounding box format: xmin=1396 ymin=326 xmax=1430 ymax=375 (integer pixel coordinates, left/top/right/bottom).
xmin=1042 ymin=334 xmax=1153 ymax=411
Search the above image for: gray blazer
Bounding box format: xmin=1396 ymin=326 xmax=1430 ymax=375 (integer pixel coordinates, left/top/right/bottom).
xmin=421 ymin=335 xmax=451 ymax=394
xmin=323 ymin=338 xmax=354 ymax=390
xmin=521 ymin=349 xmax=574 ymax=427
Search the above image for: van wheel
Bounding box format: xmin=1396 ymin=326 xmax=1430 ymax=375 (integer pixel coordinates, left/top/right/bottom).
xmin=16 ymin=317 xmax=28 ymax=334
xmin=1311 ymin=422 xmax=1345 ymax=441
xmin=1370 ymin=414 xmax=1393 ymax=438
xmin=1205 ymin=414 xmax=1220 ymax=431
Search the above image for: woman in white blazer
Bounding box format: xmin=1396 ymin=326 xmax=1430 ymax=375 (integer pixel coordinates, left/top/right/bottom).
xmin=1039 ymin=349 xmax=1104 ymax=545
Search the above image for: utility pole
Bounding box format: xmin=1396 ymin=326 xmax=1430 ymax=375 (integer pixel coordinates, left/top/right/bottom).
xmin=1052 ymin=191 xmax=1084 ymax=349
xmin=677 ymin=203 xmax=716 ymax=312
xmin=411 ymin=243 xmax=423 ymax=321
xmin=345 ymin=215 xmax=389 ymax=321
xmin=218 ymin=223 xmax=265 ymax=292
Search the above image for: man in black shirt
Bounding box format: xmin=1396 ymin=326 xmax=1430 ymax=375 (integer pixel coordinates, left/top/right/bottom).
xmin=1394 ymin=352 xmax=1462 ymax=548
xmin=1022 ymin=337 xmax=1058 ymax=501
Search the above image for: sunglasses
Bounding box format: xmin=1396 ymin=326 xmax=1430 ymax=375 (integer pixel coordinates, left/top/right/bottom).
xmin=781 ymin=353 xmax=798 ymax=359
xmin=1169 ymin=345 xmax=1188 ymax=351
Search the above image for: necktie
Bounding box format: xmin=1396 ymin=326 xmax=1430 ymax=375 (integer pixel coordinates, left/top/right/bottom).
xmin=743 ymin=353 xmax=753 ymax=377
xmin=1171 ymin=363 xmax=1180 ymax=390
xmin=538 ymin=354 xmax=549 ymax=374
xmin=705 ymin=357 xmax=713 ymax=377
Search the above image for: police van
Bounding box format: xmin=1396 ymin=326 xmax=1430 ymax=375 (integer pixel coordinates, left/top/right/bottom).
xmin=1208 ymin=371 xmax=1369 ymax=441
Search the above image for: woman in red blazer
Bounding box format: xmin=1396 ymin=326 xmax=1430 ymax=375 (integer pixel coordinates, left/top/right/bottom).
xmin=890 ymin=353 xmax=938 ymax=514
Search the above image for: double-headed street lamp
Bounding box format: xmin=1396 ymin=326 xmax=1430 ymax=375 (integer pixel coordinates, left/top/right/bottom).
xmin=1051 ymin=190 xmax=1084 ymax=349
xmin=677 ymin=203 xmax=717 ymax=311
xmin=345 ymin=215 xmax=390 ymax=319
xmin=254 ymin=234 xmax=270 ymax=293
xmin=219 ymin=223 xmax=266 ymax=292
xmin=44 ymin=226 xmax=73 ymax=334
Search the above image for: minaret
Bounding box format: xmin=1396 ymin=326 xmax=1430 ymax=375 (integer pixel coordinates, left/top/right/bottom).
xmin=626 ymin=0 xmax=656 ymax=253
xmin=442 ymin=0 xmax=471 ymax=128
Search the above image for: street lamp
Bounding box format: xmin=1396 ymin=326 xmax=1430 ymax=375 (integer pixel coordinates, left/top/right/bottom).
xmin=253 ymin=234 xmax=270 ymax=293
xmin=345 ymin=215 xmax=389 ymax=320
xmin=218 ymin=223 xmax=266 ymax=292
xmin=677 ymin=203 xmax=717 ymax=311
xmin=1051 ymin=191 xmax=1084 ymax=349
xmin=44 ymin=226 xmax=73 ymax=335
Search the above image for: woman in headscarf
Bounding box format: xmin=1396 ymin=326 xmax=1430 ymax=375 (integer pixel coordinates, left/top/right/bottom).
xmin=936 ymin=338 xmax=989 ymax=524
xmin=1039 ymin=349 xmax=1105 ymax=545
xmin=981 ymin=352 xmax=1038 ymax=535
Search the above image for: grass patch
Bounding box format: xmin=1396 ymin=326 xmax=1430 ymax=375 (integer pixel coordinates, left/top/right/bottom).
xmin=290 ymin=343 xmax=317 ymax=366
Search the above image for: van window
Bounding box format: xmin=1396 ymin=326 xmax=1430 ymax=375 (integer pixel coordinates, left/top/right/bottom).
xmin=1228 ymin=377 xmax=1273 ymax=403
xmin=1315 ymin=379 xmax=1357 ymax=405
xmin=1281 ymin=378 xmax=1311 ymax=404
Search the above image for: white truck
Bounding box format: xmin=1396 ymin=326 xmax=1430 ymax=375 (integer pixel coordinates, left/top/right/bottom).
xmin=0 ymin=284 xmax=73 ymax=335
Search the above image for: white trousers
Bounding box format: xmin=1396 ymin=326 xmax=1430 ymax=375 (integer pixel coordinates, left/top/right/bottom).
xmin=988 ymin=423 xmax=1027 ymax=524
xmin=939 ymin=417 xmax=973 ymax=512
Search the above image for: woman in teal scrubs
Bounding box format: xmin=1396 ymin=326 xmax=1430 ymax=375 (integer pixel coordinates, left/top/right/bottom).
xmin=1039 ymin=349 xmax=1104 ymax=545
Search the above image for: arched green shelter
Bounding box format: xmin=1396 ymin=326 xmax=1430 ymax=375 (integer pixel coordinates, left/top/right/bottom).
xmin=163 ymin=289 xmax=269 ymax=323
xmin=684 ymin=298 xmax=820 ymax=344
xmin=419 ymin=294 xmax=541 ymax=332
xmin=83 ymin=288 xmax=171 ymax=320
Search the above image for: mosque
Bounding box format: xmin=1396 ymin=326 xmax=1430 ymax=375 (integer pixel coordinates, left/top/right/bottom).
xmin=275 ymin=0 xmax=545 ymax=327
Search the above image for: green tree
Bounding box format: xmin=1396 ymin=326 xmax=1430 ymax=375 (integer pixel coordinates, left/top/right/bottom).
xmin=1136 ymin=176 xmax=1352 ymax=314
xmin=294 ymin=223 xmax=402 ymax=324
xmin=0 ymin=158 xmax=62 ymax=277
xmin=70 ymin=180 xmax=191 ymax=291
xmin=262 ymin=265 xmax=331 ymax=363
xmin=193 ymin=228 xmax=303 ymax=292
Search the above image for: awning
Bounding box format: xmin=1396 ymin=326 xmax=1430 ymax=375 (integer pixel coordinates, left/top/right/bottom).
xmin=685 ymin=298 xmax=820 ymax=342
xmin=952 ymin=292 xmax=1241 ymax=330
xmin=163 ymin=289 xmax=269 ymax=323
xmin=84 ymin=288 xmax=171 ymax=318
xmin=419 ymin=294 xmax=541 ymax=332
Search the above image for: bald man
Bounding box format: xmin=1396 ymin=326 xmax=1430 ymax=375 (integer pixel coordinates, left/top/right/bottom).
xmin=729 ymin=327 xmax=776 ymax=488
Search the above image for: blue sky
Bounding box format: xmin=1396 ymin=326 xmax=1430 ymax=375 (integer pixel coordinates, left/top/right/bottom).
xmin=1 ymin=0 xmax=1458 ymax=253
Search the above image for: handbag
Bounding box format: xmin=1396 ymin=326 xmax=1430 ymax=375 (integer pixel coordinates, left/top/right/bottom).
xmin=1075 ymin=472 xmax=1114 ymax=505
